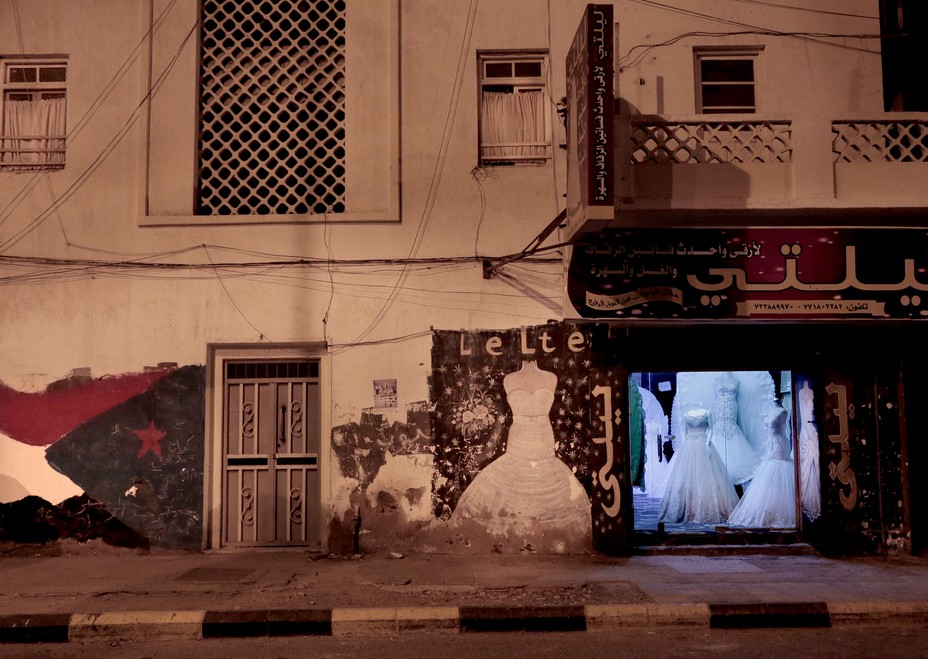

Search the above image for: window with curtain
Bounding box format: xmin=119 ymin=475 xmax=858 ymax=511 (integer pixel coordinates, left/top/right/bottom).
xmin=0 ymin=59 xmax=67 ymax=171
xmin=479 ymin=54 xmax=551 ymax=165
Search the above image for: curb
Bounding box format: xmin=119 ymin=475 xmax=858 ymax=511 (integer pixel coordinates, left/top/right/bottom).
xmin=2 ymin=602 xmax=927 ymax=643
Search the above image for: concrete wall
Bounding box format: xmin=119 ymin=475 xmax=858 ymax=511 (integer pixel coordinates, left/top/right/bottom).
xmin=0 ymin=0 xmax=896 ymax=552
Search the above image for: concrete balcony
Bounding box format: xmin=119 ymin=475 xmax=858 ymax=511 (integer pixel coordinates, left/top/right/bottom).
xmin=604 ymin=112 xmax=928 ymax=228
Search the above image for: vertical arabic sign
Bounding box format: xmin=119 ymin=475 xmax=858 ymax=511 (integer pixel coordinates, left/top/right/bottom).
xmin=566 ymin=4 xmax=614 ymax=232
xmin=568 ymin=228 xmax=928 ymax=320
xmin=589 ymin=366 xmax=628 ymax=553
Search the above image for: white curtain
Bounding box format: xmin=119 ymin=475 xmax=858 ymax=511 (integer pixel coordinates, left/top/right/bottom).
xmin=1 ymin=98 xmax=66 ymax=166
xmin=480 ymin=90 xmax=546 ymax=160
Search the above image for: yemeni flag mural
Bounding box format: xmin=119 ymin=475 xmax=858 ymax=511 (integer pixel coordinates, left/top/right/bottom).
xmin=45 ymin=365 xmax=206 ymax=549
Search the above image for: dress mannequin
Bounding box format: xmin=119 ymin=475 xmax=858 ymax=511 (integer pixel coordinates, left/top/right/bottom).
xmin=728 ymin=403 xmax=796 ymax=528
xmin=658 ymin=407 xmax=739 ymax=524
xmin=797 ymin=381 xmax=821 ymax=521
xmin=712 ymin=372 xmax=760 ymax=486
xmin=451 ymin=360 xmax=591 ymax=547
xmin=638 ymin=385 xmax=671 ymax=498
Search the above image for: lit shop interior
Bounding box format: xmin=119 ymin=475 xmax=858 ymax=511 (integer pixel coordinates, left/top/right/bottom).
xmin=629 ymin=370 xmax=821 ymax=537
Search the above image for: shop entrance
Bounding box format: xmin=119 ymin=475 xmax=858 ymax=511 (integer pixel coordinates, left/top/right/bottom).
xmin=630 ymin=369 xmax=817 ymax=542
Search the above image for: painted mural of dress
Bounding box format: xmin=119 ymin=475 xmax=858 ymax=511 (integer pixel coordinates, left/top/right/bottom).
xmin=797 ymin=381 xmax=821 ymax=521
xmin=711 ymin=373 xmax=761 ymax=486
xmin=450 ymin=361 xmax=591 ymax=545
xmin=728 ymin=403 xmax=796 ymax=528
xmin=659 ymin=408 xmax=739 ymax=524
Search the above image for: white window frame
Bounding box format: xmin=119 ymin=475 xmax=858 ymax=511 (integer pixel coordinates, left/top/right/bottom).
xmin=694 ymin=47 xmax=763 ymax=114
xmin=0 ymin=57 xmax=68 ymax=171
xmin=478 ymin=52 xmax=552 ymax=165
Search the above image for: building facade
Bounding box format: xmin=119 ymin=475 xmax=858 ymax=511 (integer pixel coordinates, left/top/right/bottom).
xmin=0 ymin=1 xmax=924 ymax=557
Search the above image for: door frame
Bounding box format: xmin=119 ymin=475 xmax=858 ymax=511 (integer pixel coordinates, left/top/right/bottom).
xmin=204 ymin=343 xmax=330 ymax=550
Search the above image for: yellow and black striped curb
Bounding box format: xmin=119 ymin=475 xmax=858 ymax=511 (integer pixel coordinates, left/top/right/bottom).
xmin=2 ymin=602 xmax=928 ymax=643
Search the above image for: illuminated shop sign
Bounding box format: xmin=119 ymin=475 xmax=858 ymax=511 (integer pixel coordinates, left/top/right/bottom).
xmin=568 ymin=228 xmax=928 ymax=320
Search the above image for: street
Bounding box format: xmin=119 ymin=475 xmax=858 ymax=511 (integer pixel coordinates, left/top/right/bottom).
xmin=4 ymin=627 xmax=928 ymax=659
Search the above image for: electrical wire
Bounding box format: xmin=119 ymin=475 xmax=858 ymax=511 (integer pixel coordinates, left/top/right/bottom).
xmin=203 ymin=244 xmax=273 ymax=342
xmin=0 ymin=0 xmax=180 ymax=230
xmin=0 ymin=3 xmax=193 ymax=253
xmin=722 ymin=0 xmax=875 ymax=20
xmin=334 ymin=0 xmax=479 ymax=355
xmin=621 ymin=0 xmax=882 ymax=68
xmin=321 ymin=211 xmax=335 ymax=346
xmin=470 ymin=165 xmax=492 ymax=256
xmin=10 ymin=0 xmax=25 ymax=54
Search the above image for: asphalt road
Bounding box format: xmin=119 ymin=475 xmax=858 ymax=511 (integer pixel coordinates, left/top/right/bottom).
xmin=6 ymin=626 xmax=928 ymax=659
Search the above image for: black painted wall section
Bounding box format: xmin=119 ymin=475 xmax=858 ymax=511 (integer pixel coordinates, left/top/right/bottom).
xmin=45 ymin=365 xmax=206 ymax=549
xmin=819 ymin=362 xmax=907 ymax=555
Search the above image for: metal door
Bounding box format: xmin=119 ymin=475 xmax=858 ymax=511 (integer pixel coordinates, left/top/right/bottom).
xmin=222 ymin=360 xmax=321 ymax=546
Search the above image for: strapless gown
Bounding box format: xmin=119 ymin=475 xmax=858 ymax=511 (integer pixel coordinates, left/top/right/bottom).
xmin=659 ymin=410 xmax=739 ymax=524
xmin=728 ymin=406 xmax=796 ymax=528
xmin=712 ymin=380 xmax=760 ymax=485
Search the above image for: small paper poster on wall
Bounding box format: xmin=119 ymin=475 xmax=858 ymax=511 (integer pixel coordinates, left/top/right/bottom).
xmin=373 ymin=379 xmax=398 ymax=411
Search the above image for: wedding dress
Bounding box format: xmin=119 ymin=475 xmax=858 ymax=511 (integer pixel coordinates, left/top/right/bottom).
xmin=658 ymin=408 xmax=739 ymax=524
xmin=638 ymin=385 xmax=671 ymax=498
xmin=797 ymin=381 xmax=821 ymax=521
xmin=451 ymin=361 xmax=591 ymax=545
xmin=728 ymin=403 xmax=796 ymax=528
xmin=711 ymin=373 xmax=760 ymax=485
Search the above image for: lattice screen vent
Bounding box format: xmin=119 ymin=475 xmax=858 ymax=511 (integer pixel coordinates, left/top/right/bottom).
xmin=198 ymin=0 xmax=346 ymax=216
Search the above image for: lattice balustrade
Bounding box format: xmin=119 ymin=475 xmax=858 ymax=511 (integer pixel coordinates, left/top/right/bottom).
xmin=630 ymin=120 xmax=792 ymax=164
xmin=833 ymin=120 xmax=928 ymax=163
xmin=198 ymin=0 xmax=346 ymax=216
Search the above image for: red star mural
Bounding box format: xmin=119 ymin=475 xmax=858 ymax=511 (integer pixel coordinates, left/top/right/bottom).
xmin=132 ymin=421 xmax=166 ymax=458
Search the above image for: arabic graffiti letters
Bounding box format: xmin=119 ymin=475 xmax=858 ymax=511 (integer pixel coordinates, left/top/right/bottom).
xmin=825 ymin=382 xmax=858 ymax=510
xmin=591 ymin=384 xmax=620 ymax=517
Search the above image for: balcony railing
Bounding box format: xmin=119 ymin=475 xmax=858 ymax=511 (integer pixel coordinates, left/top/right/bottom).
xmin=617 ymin=113 xmax=928 ymax=213
xmin=833 ymin=120 xmax=928 ymax=163
xmin=630 ymin=119 xmax=792 ymax=165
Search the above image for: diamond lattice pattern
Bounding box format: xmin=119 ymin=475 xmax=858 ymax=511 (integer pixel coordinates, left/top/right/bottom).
xmin=833 ymin=121 xmax=928 ymax=163
xmin=199 ymin=0 xmax=346 ymax=216
xmin=630 ymin=121 xmax=792 ymax=164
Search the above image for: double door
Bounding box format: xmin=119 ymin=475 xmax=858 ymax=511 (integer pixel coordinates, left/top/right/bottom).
xmin=222 ymin=360 xmax=321 ymax=547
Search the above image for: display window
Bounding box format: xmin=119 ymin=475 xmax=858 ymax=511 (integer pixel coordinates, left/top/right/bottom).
xmin=630 ymin=369 xmax=822 ymax=539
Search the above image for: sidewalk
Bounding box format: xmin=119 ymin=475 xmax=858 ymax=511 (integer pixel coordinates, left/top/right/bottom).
xmin=1 ymin=541 xmax=926 ymax=643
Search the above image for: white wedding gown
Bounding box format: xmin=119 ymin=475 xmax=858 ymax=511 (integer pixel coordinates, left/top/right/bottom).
xmin=728 ymin=404 xmax=796 ymax=528
xmin=711 ymin=376 xmax=760 ymax=485
xmin=659 ymin=408 xmax=739 ymax=524
xmin=797 ymin=385 xmax=821 ymax=521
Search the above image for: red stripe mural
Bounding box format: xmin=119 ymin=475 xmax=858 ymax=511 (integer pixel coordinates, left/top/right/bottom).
xmin=0 ymin=368 xmax=174 ymax=446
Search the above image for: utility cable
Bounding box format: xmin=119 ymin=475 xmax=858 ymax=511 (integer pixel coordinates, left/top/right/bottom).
xmin=334 ymin=0 xmax=479 ymax=355
xmin=0 ymin=2 xmax=191 ymax=252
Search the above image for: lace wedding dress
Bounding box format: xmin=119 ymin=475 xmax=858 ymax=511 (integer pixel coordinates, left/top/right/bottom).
xmin=797 ymin=381 xmax=821 ymax=521
xmin=658 ymin=408 xmax=739 ymax=524
xmin=712 ymin=374 xmax=761 ymax=485
xmin=728 ymin=403 xmax=796 ymax=528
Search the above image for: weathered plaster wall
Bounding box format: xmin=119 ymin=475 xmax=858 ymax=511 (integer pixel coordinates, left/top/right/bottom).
xmin=328 ymin=323 xmax=626 ymax=555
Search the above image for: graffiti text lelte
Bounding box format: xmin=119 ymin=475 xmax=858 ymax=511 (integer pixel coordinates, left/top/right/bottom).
xmin=459 ymin=328 xmax=586 ymax=356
